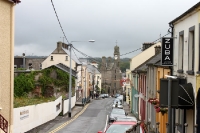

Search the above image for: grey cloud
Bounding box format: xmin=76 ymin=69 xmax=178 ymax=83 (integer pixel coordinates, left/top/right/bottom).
xmin=15 ymin=0 xmax=200 ymax=58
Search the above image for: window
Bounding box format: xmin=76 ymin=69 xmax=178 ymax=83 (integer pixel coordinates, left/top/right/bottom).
xmin=39 ymin=63 xmax=42 ymax=70
xmin=178 ymin=31 xmax=184 ymax=73
xmin=187 ymin=26 xmax=195 ymax=75
xmin=66 ymin=56 xmax=68 ymax=61
xmin=198 ymin=24 xmax=200 ymax=74
xmin=51 ymin=56 xmax=53 ymax=61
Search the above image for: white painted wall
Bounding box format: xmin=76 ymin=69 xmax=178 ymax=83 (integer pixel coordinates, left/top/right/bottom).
xmin=173 ymin=11 xmax=199 ymax=75
xmin=130 ymin=42 xmax=161 ymax=71
xmin=172 ymin=10 xmax=200 ymax=133
xmin=41 ymin=54 xmax=76 ymax=70
xmin=63 ymin=94 xmax=76 ymax=115
xmin=13 ymin=96 xmax=62 ymax=133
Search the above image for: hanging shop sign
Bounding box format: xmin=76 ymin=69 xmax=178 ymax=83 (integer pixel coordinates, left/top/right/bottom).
xmin=161 ymin=37 xmax=173 ymax=66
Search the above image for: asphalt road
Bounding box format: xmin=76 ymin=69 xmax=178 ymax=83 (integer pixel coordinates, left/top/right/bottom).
xmin=57 ymin=98 xmax=114 ymax=133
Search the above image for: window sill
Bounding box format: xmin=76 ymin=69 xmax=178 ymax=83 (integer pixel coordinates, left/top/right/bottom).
xmin=197 ymin=71 xmax=200 ymax=74
xmin=186 ymin=70 xmax=194 ymax=75
xmin=177 ymin=69 xmax=184 ymax=73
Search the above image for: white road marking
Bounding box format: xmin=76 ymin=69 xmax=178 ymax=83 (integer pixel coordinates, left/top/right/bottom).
xmin=104 ymin=115 xmax=108 ymax=132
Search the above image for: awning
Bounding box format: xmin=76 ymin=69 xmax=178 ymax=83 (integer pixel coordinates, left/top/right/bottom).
xmin=159 ymin=79 xmax=194 ymax=109
xmin=178 ymin=83 xmax=194 ymax=109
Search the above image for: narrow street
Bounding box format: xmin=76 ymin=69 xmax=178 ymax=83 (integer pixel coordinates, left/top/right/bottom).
xmin=57 ymin=98 xmax=114 ymax=133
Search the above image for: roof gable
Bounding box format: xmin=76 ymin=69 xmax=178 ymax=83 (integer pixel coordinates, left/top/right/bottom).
xmin=133 ymin=53 xmax=161 ymax=73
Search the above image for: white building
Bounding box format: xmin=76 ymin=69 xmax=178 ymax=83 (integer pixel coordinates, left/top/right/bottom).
xmin=41 ymin=42 xmax=82 ymax=98
xmin=169 ymin=2 xmax=200 ymax=132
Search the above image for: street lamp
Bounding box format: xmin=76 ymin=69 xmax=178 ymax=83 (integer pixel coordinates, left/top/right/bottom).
xmin=68 ymin=40 xmax=95 ymax=117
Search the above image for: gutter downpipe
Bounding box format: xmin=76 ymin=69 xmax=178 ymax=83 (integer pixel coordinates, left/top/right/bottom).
xmin=169 ymin=23 xmax=175 ymax=133
xmin=136 ymin=70 xmax=139 ymax=119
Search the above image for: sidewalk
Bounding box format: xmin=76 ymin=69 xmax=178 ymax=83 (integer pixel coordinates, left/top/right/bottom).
xmin=123 ymin=101 xmax=135 ymax=117
xmin=26 ymin=104 xmax=88 ymax=133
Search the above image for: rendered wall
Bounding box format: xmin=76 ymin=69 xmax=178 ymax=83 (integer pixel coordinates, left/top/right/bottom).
xmin=156 ymin=68 xmax=170 ymax=133
xmin=13 ymin=96 xmax=62 ymax=133
xmin=63 ymin=94 xmax=76 ymax=115
xmin=42 ymin=54 xmax=76 ymax=71
xmin=0 ymin=1 xmax=14 ymax=133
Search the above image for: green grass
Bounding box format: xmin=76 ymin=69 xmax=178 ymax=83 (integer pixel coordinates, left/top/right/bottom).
xmin=14 ymin=97 xmax=57 ymax=108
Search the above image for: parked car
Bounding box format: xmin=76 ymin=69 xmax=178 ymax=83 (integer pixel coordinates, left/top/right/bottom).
xmin=112 ymin=100 xmax=123 ymax=109
xmin=97 ymin=121 xmax=144 ymax=133
xmin=99 ymin=94 xmax=105 ymax=98
xmin=104 ymin=94 xmax=109 ymax=98
xmin=109 ymin=108 xmax=127 ymax=122
xmin=115 ymin=116 xmax=137 ymax=122
xmin=114 ymin=93 xmax=120 ymax=98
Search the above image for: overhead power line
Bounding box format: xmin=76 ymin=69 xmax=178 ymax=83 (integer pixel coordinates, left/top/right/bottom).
xmin=72 ymin=47 xmax=82 ymax=63
xmin=119 ymin=32 xmax=171 ymax=56
xmin=72 ymin=46 xmax=101 ymax=63
xmin=51 ymin=0 xmax=70 ymax=44
xmin=71 ymin=32 xmax=171 ymax=64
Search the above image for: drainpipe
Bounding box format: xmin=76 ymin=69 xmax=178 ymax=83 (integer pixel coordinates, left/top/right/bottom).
xmin=169 ymin=23 xmax=175 ymax=133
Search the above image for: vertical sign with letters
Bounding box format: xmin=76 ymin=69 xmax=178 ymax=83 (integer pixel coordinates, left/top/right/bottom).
xmin=161 ymin=37 xmax=173 ymax=66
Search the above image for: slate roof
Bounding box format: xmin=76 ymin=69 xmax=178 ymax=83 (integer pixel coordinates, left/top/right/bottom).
xmin=87 ymin=64 xmax=100 ymax=74
xmin=45 ymin=63 xmax=77 ymax=78
xmin=14 ymin=56 xmax=47 ymax=59
xmin=154 ymin=60 xmax=161 ymax=66
xmin=133 ymin=53 xmax=161 ymax=73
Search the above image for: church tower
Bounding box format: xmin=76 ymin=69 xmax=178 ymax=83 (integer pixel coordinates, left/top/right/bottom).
xmin=111 ymin=43 xmax=122 ymax=95
xmin=100 ymin=42 xmax=122 ymax=95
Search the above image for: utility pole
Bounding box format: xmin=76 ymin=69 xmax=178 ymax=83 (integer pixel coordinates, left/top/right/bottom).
xmin=68 ymin=43 xmax=72 ymax=117
xmin=167 ymin=77 xmax=172 ymax=133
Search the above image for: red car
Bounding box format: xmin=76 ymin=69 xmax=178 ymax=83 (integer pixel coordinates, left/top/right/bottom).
xmin=98 ymin=121 xmax=144 ymax=133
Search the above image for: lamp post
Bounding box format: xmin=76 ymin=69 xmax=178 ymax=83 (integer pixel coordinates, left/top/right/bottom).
xmin=84 ymin=66 xmax=88 ymax=101
xmin=68 ymin=40 xmax=95 ymax=117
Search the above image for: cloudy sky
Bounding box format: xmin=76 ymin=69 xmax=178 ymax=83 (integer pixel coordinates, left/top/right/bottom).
xmin=15 ymin=0 xmax=200 ymax=59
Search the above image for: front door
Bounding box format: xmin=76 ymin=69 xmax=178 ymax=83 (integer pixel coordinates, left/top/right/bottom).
xmin=197 ymin=89 xmax=200 ymax=132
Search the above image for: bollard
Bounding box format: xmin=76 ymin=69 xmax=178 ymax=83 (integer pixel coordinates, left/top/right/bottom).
xmin=175 ymin=123 xmax=179 ymax=133
xmin=166 ymin=123 xmax=169 ymax=133
xmin=137 ymin=121 xmax=141 ymax=133
xmin=194 ymin=124 xmax=198 ymax=133
xmin=147 ymin=121 xmax=151 ymax=133
xmin=184 ymin=123 xmax=188 ymax=133
xmin=156 ymin=122 xmax=160 ymax=133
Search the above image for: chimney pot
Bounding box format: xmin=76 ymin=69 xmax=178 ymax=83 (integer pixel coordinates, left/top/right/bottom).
xmin=154 ymin=45 xmax=161 ymax=55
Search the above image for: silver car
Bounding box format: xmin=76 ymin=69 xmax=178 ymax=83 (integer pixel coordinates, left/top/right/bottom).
xmin=112 ymin=99 xmax=123 ymax=109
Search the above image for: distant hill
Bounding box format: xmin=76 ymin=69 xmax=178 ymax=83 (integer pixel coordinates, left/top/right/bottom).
xmin=80 ymin=57 xmax=130 ymax=73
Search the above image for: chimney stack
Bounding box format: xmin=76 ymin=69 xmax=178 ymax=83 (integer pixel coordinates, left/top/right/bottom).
xmin=154 ymin=45 xmax=161 ymax=55
xmin=57 ymin=41 xmax=63 ymax=51
xmin=142 ymin=42 xmax=155 ymax=51
xmin=22 ymin=53 xmax=25 ymax=69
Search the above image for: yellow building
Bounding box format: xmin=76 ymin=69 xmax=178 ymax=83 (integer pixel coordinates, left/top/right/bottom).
xmin=0 ymin=0 xmax=20 ymax=133
xmin=156 ymin=67 xmax=170 ymax=133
